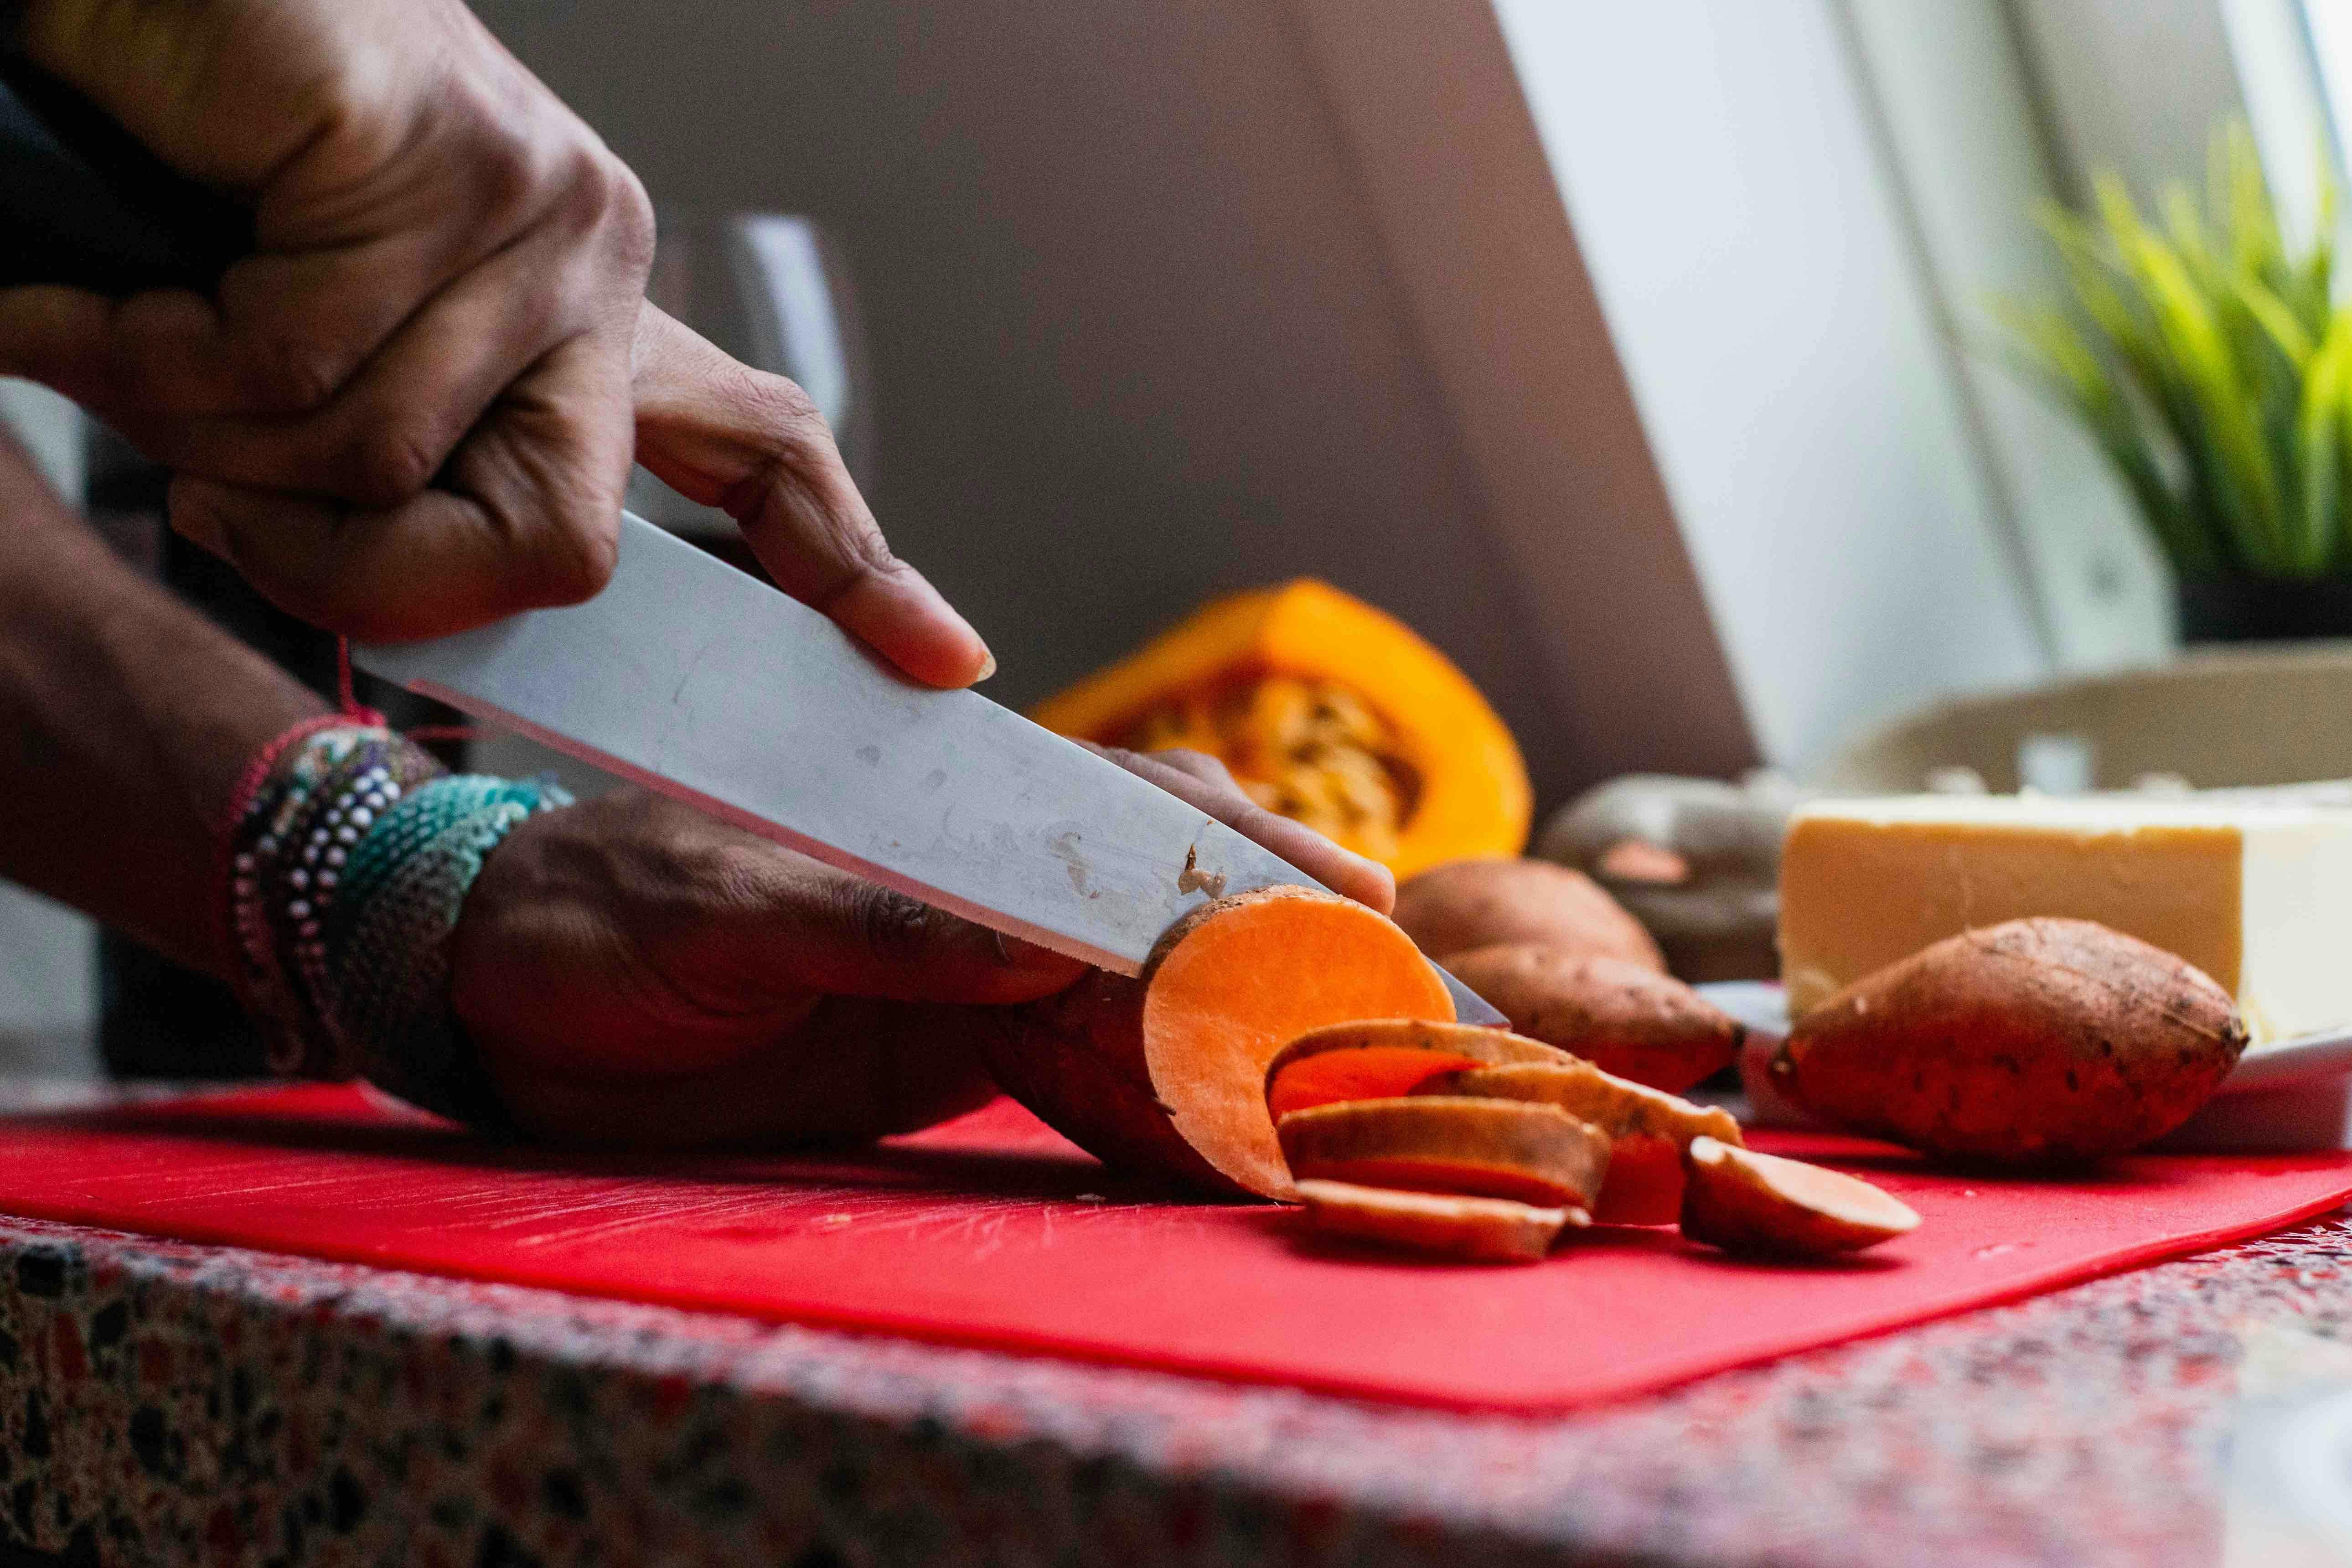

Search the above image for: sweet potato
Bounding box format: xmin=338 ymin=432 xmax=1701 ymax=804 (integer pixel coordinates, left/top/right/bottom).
xmin=1773 ymin=917 xmax=2249 ymax=1164
xmin=1276 ymin=1096 xmax=1611 ymax=1208
xmin=1393 ymin=858 xmax=1664 ymax=972
xmin=1441 ymin=944 xmax=1740 ymax=1092
xmin=1294 ymin=1180 xmax=1581 ymax=1263
xmin=1680 ymin=1137 xmax=1918 ymax=1257
xmin=1415 ymin=1060 xmax=1741 ymax=1224
xmin=1264 ymin=1018 xmax=1569 ymax=1120
xmin=976 ymin=888 xmax=1453 ymax=1199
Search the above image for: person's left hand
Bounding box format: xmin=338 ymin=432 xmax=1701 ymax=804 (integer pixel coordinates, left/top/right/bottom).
xmin=447 ymin=749 xmax=1392 ymax=1148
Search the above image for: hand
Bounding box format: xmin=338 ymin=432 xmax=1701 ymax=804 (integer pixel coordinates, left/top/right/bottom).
xmin=0 ymin=0 xmax=649 ymax=640
xmin=448 ymin=751 xmax=1391 ymax=1148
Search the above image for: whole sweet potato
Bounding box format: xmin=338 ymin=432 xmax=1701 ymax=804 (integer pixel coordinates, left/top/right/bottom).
xmin=1394 ymin=858 xmax=1664 ymax=973
xmin=1442 ymin=943 xmax=1740 ymax=1092
xmin=1773 ymin=917 xmax=2248 ymax=1164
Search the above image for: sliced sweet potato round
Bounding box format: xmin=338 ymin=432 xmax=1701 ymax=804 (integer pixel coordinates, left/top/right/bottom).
xmin=1441 ymin=944 xmax=1741 ymax=1092
xmin=977 ymin=888 xmax=1453 ymax=1200
xmin=1264 ymin=1018 xmax=1568 ymax=1121
xmin=1415 ymin=1060 xmax=1742 ymax=1225
xmin=1679 ymin=1136 xmax=1919 ymax=1257
xmin=1294 ymin=1180 xmax=1582 ymax=1264
xmin=1276 ymin=1096 xmax=1610 ymax=1208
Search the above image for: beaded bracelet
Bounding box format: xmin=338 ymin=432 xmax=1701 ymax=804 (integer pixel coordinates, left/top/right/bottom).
xmin=221 ymin=720 xmax=570 ymax=1127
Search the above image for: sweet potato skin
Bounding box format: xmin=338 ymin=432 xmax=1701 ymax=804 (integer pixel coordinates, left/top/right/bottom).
xmin=1773 ymin=917 xmax=2249 ymax=1164
xmin=1679 ymin=1137 xmax=1918 ymax=1257
xmin=975 ymin=966 xmax=1232 ymax=1192
xmin=1294 ymin=1180 xmax=1577 ymax=1263
xmin=1442 ymin=944 xmax=1741 ymax=1092
xmin=1394 ymin=859 xmax=1664 ymax=972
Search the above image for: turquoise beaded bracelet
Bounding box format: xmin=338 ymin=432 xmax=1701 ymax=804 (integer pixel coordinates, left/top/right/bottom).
xmin=223 ymin=722 xmax=570 ymax=1127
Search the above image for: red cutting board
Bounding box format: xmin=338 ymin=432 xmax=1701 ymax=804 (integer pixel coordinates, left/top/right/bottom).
xmin=2 ymin=1083 xmax=2347 ymax=1413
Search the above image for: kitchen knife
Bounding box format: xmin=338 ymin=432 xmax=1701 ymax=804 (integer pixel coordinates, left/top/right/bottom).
xmin=355 ymin=514 xmax=1505 ymax=1020
xmin=4 ymin=64 xmax=1502 ymax=1019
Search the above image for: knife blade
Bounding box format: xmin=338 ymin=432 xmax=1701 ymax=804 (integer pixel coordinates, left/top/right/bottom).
xmin=354 ymin=513 xmax=1504 ymax=1022
xmin=3 ymin=56 xmax=1504 ymax=1020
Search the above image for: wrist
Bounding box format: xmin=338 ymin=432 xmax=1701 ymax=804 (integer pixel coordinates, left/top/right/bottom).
xmin=225 ymin=718 xmax=571 ymax=1126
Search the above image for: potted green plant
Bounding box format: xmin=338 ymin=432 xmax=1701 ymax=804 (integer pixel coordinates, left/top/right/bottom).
xmin=2001 ymin=125 xmax=2352 ymax=641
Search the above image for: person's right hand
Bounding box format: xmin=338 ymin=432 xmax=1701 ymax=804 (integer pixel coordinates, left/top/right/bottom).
xmin=0 ymin=0 xmax=652 ymax=641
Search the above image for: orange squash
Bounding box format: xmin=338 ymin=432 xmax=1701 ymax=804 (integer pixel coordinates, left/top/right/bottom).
xmin=1031 ymin=581 xmax=1531 ymax=878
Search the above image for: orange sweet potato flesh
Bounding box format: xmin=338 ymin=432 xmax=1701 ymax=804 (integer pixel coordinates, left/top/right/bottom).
xmin=1263 ymin=1018 xmax=1569 ymax=1120
xmin=976 ymin=888 xmax=1453 ymax=1199
xmin=1414 ymin=1060 xmax=1742 ymax=1225
xmin=1276 ymin=1096 xmax=1611 ymax=1208
xmin=1269 ymin=1047 xmax=1486 ymax=1121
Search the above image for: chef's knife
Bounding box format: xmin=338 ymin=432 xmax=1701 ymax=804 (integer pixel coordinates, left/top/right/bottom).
xmin=5 ymin=62 xmax=1501 ymax=1018
xmin=355 ymin=514 xmax=1505 ymax=1019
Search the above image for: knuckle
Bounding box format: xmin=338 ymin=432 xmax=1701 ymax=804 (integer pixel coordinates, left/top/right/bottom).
xmin=353 ymin=422 xmax=443 ymax=505
xmin=522 ymin=510 xmax=620 ymax=605
xmin=749 ymin=369 xmax=825 ymax=432
xmin=467 ymin=123 xmax=544 ymax=225
xmin=604 ymin=160 xmax=656 ymax=268
xmin=253 ymin=332 xmax=347 ymax=413
xmin=548 ymin=148 xmax=645 ymax=252
xmin=704 ymin=842 xmax=789 ymax=917
xmin=843 ymin=880 xmax=947 ymax=968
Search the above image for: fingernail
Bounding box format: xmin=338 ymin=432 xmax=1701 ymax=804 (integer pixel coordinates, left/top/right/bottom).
xmin=976 ymin=650 xmax=998 ymax=682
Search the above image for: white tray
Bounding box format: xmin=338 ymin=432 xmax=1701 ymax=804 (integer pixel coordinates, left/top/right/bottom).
xmin=1696 ymin=981 xmax=2352 ymax=1154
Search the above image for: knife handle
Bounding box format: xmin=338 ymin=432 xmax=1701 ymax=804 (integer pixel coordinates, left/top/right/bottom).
xmin=0 ymin=51 xmax=251 ymax=292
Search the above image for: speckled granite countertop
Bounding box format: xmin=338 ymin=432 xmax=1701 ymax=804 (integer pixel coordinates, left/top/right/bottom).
xmin=0 ymin=1080 xmax=2343 ymax=1568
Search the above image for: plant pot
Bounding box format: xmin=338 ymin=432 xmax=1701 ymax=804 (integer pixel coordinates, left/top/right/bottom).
xmin=2176 ymin=578 xmax=2352 ymax=644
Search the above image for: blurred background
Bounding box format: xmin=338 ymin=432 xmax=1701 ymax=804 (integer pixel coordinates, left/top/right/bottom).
xmin=10 ymin=0 xmax=2352 ymax=1067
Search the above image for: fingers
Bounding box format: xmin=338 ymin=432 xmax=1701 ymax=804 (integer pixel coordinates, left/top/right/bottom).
xmin=1086 ymin=743 xmax=1399 ymax=915
xmin=168 ymin=329 xmax=634 ymax=639
xmin=631 ymin=305 xmax=993 ymax=688
xmin=135 ymin=223 xmax=606 ymax=506
xmin=1 ymin=0 xmax=658 ymax=638
xmin=0 ymin=285 xmax=219 ymax=414
xmin=720 ymin=851 xmax=1088 ymax=1005
xmin=0 ymin=221 xmax=521 ymax=428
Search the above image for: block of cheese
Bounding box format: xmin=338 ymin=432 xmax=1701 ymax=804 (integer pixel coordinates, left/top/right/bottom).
xmin=1779 ymin=795 xmax=2352 ymax=1045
